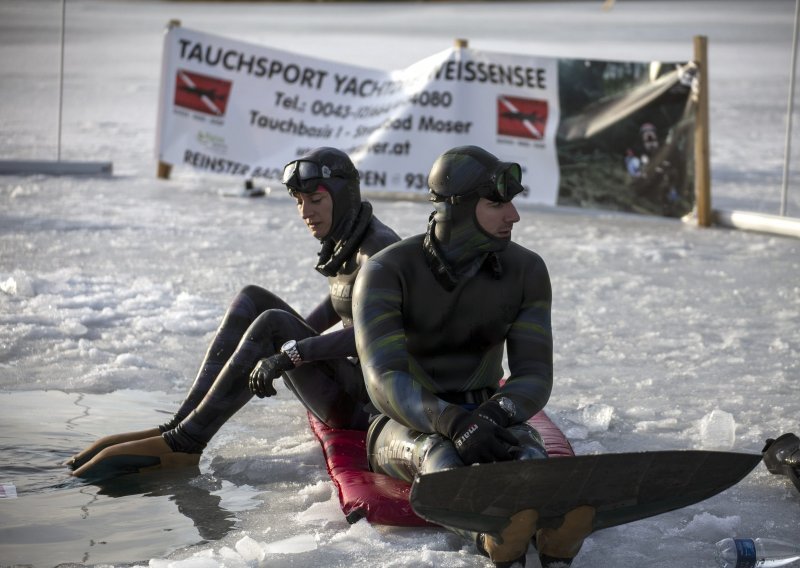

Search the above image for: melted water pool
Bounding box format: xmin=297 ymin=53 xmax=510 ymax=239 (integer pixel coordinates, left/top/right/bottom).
xmin=0 ymin=390 xmax=260 ymax=567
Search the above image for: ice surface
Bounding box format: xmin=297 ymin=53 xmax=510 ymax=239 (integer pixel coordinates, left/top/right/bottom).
xmin=262 ymin=533 xmax=319 ymax=554
xmin=1 ymin=1 xmax=799 ymax=567
xmin=698 ymin=409 xmax=738 ymax=450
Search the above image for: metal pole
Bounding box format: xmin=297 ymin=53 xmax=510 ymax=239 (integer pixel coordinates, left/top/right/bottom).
xmin=781 ymin=0 xmax=800 ymax=217
xmin=57 ymin=0 xmax=66 ymax=162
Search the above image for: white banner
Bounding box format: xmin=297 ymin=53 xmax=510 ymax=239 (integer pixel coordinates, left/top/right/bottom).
xmin=157 ymin=26 xmax=561 ymax=205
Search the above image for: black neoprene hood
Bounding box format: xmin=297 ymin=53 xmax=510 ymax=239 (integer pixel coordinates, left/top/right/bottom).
xmin=429 ymin=145 xmax=494 ymax=198
xmin=427 ymin=145 xmax=523 ymax=203
xmin=284 ymin=147 xmax=362 ymax=243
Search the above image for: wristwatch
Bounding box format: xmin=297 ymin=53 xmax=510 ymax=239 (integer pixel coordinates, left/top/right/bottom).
xmin=496 ymin=396 xmax=516 ymax=420
xmin=280 ymin=339 xmax=302 ymax=367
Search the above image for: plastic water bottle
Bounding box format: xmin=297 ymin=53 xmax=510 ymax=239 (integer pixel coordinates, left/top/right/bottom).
xmin=715 ymin=538 xmax=800 ymax=567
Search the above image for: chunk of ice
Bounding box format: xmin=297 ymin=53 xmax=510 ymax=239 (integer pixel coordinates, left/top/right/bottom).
xmin=698 ymin=409 xmax=736 ymax=450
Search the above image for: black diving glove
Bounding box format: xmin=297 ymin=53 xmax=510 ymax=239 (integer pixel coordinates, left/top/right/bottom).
xmin=436 ymin=401 xmax=518 ymax=465
xmin=248 ymin=352 xmax=294 ymax=398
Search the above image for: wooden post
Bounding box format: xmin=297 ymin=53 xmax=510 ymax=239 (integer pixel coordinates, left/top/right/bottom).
xmin=454 ymin=38 xmax=468 ymax=49
xmin=156 ymin=20 xmax=181 ymax=180
xmin=157 ymin=161 xmax=172 ymax=179
xmin=693 ymin=35 xmax=712 ymax=227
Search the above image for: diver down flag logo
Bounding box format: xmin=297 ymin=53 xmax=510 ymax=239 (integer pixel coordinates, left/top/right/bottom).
xmin=497 ymin=95 xmax=548 ymax=140
xmin=174 ymin=70 xmax=232 ymax=116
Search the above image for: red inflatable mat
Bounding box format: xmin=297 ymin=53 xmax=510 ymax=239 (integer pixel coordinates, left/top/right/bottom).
xmin=308 ymin=409 xmax=574 ymax=526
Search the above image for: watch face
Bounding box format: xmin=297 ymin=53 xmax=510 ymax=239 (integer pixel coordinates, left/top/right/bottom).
xmin=498 ymin=397 xmax=515 ymax=417
xmin=281 ymin=340 xmax=301 ymax=365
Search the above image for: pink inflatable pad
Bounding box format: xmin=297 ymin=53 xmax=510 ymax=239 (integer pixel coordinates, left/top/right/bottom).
xmin=308 ymin=409 xmax=574 ymax=526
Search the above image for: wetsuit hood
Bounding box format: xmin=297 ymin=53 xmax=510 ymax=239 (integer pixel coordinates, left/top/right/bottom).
xmin=283 ymin=147 xmax=362 ymax=244
xmin=423 ymin=146 xmax=521 ymax=288
xmin=282 ymin=147 xmax=367 ymax=276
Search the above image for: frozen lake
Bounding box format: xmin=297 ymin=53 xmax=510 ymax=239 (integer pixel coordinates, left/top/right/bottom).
xmin=1 ymin=1 xmax=799 ymax=567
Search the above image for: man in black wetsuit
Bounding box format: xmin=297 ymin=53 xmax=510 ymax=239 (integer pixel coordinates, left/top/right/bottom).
xmin=67 ymin=147 xmax=400 ymax=479
xmin=353 ymin=146 xmax=589 ymax=568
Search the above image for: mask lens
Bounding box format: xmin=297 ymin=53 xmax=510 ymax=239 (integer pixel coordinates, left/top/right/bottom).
xmin=282 ymin=162 xmax=298 ymax=184
xmin=493 ymin=163 xmax=522 ymax=201
xmin=283 ymin=160 xmax=331 ymax=192
xmin=496 ymin=173 xmax=506 ymax=196
xmin=297 ymin=161 xmax=323 ymax=182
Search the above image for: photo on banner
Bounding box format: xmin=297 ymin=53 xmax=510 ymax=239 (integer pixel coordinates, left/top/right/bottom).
xmin=556 ymin=59 xmax=696 ymax=217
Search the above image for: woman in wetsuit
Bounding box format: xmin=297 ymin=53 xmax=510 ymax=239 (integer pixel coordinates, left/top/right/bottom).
xmin=67 ymin=147 xmax=400 ymax=479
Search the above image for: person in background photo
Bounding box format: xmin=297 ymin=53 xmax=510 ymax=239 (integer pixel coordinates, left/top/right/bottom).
xmin=353 ymin=146 xmax=591 ymax=568
xmin=66 ymin=147 xmax=401 ymax=480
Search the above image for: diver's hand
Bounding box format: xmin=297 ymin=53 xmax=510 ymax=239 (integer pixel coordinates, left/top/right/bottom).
xmin=436 ymin=405 xmax=517 ymax=465
xmin=248 ymin=352 xmax=294 ymax=398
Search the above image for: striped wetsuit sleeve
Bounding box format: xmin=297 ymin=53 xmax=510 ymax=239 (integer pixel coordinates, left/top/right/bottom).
xmin=496 ymin=255 xmax=553 ymax=421
xmin=353 ymin=258 xmax=447 ymax=433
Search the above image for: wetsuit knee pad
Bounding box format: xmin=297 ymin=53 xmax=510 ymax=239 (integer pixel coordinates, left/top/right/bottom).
xmin=367 ymin=416 xmax=461 ymax=480
xmin=225 ymin=288 xmax=299 ymax=350
xmin=418 ymin=435 xmax=463 ymax=475
xmin=254 ymin=307 xmax=292 ymax=326
xmin=237 ymin=285 xmax=291 ymax=313
xmin=366 ymin=415 xmax=393 ymax=472
xmin=225 ymin=310 xmax=298 ymax=369
xmin=509 ymin=422 xmax=548 ymax=461
xmin=240 ymin=309 xmax=304 ymax=356
xmin=218 ymin=287 xmax=262 ymax=333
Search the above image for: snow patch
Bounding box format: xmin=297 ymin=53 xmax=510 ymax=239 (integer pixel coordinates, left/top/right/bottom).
xmin=1 ymin=270 xmax=35 ymax=297
xmin=262 ymin=533 xmax=319 ymax=554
